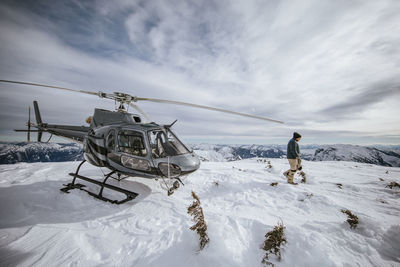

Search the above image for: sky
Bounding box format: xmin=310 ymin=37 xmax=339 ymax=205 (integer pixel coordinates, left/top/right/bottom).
xmin=0 ymin=0 xmax=399 ymax=145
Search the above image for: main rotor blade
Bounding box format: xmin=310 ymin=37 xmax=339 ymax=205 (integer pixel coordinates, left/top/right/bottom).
xmin=135 ymin=97 xmax=284 ymax=124
xmin=128 ymin=103 xmax=152 ymax=122
xmin=0 ymin=80 xmax=99 ymax=96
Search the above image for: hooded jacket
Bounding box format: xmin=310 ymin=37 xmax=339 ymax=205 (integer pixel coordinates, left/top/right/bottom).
xmin=287 ymin=138 xmax=300 ymax=159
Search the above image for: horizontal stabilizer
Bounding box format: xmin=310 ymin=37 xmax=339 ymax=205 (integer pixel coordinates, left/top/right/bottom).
xmin=14 ymin=129 xmax=40 ymax=132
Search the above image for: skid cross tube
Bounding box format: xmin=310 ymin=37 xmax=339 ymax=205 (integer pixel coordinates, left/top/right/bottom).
xmin=60 ymin=161 xmax=139 ymax=204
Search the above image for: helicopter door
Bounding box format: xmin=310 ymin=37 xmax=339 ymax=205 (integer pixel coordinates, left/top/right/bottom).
xmin=114 ymin=130 xmax=151 ymax=172
xmin=118 ymin=130 xmax=148 ymax=157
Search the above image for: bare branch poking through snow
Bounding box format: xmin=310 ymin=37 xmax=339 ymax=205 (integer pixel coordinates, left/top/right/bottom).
xmin=188 ymin=191 xmax=210 ymax=250
xmin=261 ymin=222 xmax=287 ymax=266
xmin=386 ymin=182 xmax=400 ymax=189
xmin=341 ymin=209 xmax=359 ymax=229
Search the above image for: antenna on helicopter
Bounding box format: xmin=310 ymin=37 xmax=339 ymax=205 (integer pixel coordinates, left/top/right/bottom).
xmin=0 ymin=79 xmax=285 ymax=124
xmin=165 ymin=119 xmax=178 ymax=129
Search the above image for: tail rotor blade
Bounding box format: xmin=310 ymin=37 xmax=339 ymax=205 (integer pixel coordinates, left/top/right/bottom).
xmin=37 ymin=131 xmax=42 ymax=142
xmin=27 ymin=106 xmax=31 ymax=143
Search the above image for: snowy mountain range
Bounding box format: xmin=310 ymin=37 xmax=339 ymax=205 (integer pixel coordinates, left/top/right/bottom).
xmin=1 ymin=142 xmax=400 ymax=167
xmin=191 ymin=143 xmax=400 ymax=167
xmin=0 ymin=142 xmax=83 ymax=164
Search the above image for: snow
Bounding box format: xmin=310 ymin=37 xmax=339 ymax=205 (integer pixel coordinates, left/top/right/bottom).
xmin=1 ymin=159 xmax=400 ymax=266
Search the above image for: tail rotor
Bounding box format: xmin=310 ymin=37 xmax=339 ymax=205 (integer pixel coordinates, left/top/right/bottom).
xmin=27 ymin=106 xmax=31 ymax=142
xmin=14 ymin=101 xmax=43 ymax=142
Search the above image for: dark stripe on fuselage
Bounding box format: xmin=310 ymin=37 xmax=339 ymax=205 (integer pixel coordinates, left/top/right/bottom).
xmin=86 ymin=140 xmax=107 ymax=167
xmin=87 ymin=137 xmax=107 ymax=155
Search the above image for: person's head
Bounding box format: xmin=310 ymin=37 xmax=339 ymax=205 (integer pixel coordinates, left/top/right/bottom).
xmin=293 ymin=132 xmax=302 ymax=141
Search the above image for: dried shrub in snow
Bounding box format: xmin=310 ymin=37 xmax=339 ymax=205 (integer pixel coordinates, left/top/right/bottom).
xmin=300 ymin=193 xmax=313 ymax=202
xmin=341 ymin=209 xmax=359 ymax=229
xmin=213 ymin=181 xmax=219 ymax=187
xmin=386 ymin=181 xmax=400 ymax=189
xmin=270 ymin=182 xmax=278 ymax=187
xmin=261 ymin=222 xmax=287 ymax=266
xmin=379 ymin=178 xmax=385 ymax=181
xmin=266 ymin=160 xmax=273 ymax=169
xmin=187 ymin=191 xmax=210 ymax=250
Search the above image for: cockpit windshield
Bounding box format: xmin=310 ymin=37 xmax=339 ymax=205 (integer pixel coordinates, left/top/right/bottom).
xmin=148 ymin=128 xmax=190 ymax=158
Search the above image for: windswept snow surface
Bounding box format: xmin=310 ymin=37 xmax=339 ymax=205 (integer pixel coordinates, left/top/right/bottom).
xmin=0 ymin=159 xmax=399 ymax=266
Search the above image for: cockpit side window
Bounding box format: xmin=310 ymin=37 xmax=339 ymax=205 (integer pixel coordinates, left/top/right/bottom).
xmin=106 ymin=130 xmax=115 ymax=151
xmin=148 ymin=129 xmax=189 ymax=158
xmin=148 ymin=131 xmax=163 ymax=158
xmin=118 ymin=130 xmax=147 ymax=157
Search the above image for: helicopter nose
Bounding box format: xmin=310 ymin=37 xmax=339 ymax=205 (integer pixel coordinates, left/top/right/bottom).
xmin=175 ymin=153 xmax=200 ymax=172
xmin=189 ymin=153 xmax=201 ymax=170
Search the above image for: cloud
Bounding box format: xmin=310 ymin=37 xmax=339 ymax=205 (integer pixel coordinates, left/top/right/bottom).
xmin=0 ymin=0 xmax=400 ymax=144
xmin=320 ymin=80 xmax=400 ymax=119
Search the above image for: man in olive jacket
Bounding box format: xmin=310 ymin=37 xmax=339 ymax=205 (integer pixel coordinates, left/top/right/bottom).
xmin=284 ymin=132 xmax=302 ymax=184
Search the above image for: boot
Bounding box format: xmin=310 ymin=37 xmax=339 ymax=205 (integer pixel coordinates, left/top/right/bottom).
xmin=299 ymin=171 xmax=306 ymax=183
xmin=283 ymin=170 xmax=290 ymax=179
xmin=287 ymin=171 xmax=298 ymax=185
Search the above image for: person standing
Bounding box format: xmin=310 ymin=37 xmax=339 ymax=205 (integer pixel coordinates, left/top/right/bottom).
xmin=284 ymin=132 xmax=302 ymax=184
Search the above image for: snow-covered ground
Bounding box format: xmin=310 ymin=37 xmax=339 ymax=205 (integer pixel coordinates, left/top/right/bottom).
xmin=0 ymin=159 xmax=399 ymax=266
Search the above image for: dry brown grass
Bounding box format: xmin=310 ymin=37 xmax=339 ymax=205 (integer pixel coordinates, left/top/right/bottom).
xmin=187 ymin=191 xmax=210 ymax=250
xmin=341 ymin=209 xmax=359 ymax=229
xmin=261 ymin=222 xmax=287 ymax=266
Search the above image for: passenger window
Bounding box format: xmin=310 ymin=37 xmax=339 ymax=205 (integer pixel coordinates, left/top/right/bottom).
xmin=118 ymin=131 xmax=147 ymax=157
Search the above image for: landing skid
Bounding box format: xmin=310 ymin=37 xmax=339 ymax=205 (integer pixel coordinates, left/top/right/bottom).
xmin=60 ymin=160 xmax=139 ymax=204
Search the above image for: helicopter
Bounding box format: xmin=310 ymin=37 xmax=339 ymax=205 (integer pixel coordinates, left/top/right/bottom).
xmin=1 ymin=79 xmax=284 ymax=204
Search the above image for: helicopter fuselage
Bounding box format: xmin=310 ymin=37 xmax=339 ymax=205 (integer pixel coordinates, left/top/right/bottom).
xmin=33 ymin=105 xmax=200 ymax=180
xmin=84 ymin=121 xmax=200 ymax=179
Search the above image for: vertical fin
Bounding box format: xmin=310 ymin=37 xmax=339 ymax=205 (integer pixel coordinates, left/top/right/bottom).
xmin=33 ymin=101 xmax=42 ymax=124
xmin=33 ymin=101 xmax=43 ymax=142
